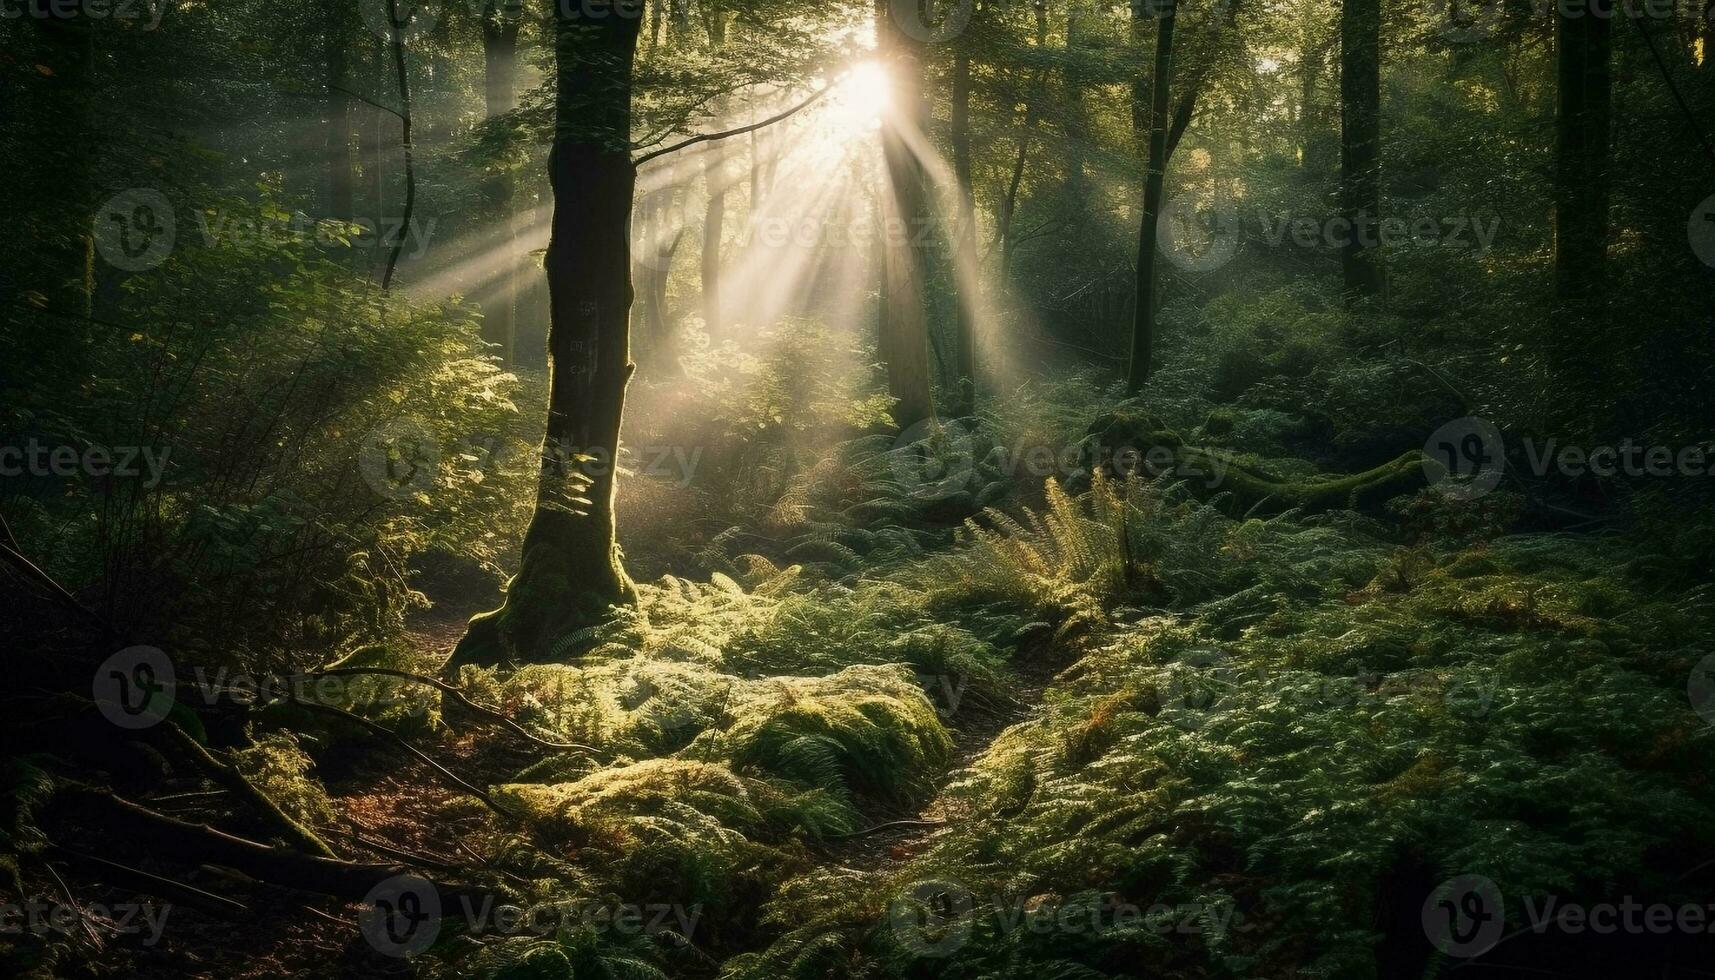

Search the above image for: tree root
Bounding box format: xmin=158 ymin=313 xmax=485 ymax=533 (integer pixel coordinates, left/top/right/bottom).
xmin=52 ymin=787 xmax=491 ymax=906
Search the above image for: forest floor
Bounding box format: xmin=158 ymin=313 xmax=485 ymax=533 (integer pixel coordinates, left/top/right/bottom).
xmin=43 ymin=463 xmax=1715 ymax=980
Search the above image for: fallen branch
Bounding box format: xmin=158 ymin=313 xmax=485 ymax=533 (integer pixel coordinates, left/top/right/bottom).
xmin=1076 ymin=407 xmax=1434 ymax=516
xmin=55 ymin=788 xmax=490 ymax=905
xmin=149 ymin=721 xmax=336 ymax=858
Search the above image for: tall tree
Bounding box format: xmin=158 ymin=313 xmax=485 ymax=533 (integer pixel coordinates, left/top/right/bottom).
xmin=950 ymin=29 xmax=978 ymax=415
xmin=379 ymin=0 xmax=417 ymax=293
xmin=1339 ymin=0 xmax=1383 ymax=298
xmin=480 ymin=0 xmax=523 ymax=362
xmin=702 ymin=144 xmax=728 ymax=334
xmin=324 ymin=4 xmax=354 ymax=224
xmin=481 ymin=0 xmax=522 ymax=119
xmin=994 ymin=0 xmax=1050 ymax=284
xmin=1126 ymin=0 xmax=1176 ymax=394
xmin=1553 ymin=0 xmax=1612 ymax=308
xmin=450 ymin=0 xmax=643 ymax=669
xmin=34 ymin=4 xmax=96 ymax=322
xmin=635 ymin=183 xmax=687 ymax=362
xmin=875 ymin=0 xmax=936 ymax=429
xmin=700 ymin=6 xmax=730 ymax=337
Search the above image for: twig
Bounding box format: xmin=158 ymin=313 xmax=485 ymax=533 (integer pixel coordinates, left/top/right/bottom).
xmin=333 ymin=828 xmax=462 ymax=872
xmin=38 ymin=857 xmax=103 ymax=943
xmin=49 ymin=845 xmax=249 ymax=916
xmin=329 ymin=83 xmax=404 ymax=122
xmin=825 ymin=818 xmax=946 ymax=839
xmin=280 ymin=695 xmax=520 ymax=823
xmin=303 ymin=667 xmax=601 ymax=753
xmin=453 ymin=839 xmax=531 ymax=887
xmin=154 ymin=721 xmax=337 ymax=857
xmin=0 ymin=511 xmax=119 ymax=639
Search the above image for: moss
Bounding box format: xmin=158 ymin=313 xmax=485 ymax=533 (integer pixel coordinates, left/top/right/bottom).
xmin=710 ymin=665 xmax=954 ymax=805
xmin=1077 ymin=405 xmax=1433 ymax=515
xmin=448 ymin=506 xmax=638 ymax=671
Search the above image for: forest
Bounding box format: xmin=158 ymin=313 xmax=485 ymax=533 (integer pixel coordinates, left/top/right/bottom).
xmin=3 ymin=0 xmax=1715 ymax=976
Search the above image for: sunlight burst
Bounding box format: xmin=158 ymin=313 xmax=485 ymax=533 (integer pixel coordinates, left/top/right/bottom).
xmin=828 ymin=59 xmax=892 ymax=132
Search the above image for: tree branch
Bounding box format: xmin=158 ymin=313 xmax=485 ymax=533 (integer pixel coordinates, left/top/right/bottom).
xmin=634 ymin=83 xmax=832 ymax=168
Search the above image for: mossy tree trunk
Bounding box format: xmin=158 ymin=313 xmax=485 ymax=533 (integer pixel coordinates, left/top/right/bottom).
xmin=449 ymin=0 xmax=642 ymax=670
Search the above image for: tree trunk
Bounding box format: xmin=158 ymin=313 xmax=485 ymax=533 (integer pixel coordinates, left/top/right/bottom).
xmin=1339 ymin=0 xmax=1384 ymax=299
xmin=875 ymin=0 xmax=936 ymax=430
xmin=325 ymin=6 xmax=354 ymax=223
xmin=635 ymin=186 xmax=686 ymax=365
xmin=702 ymin=148 xmax=727 ymax=334
xmin=449 ymin=1 xmax=642 ymax=671
xmin=950 ymin=45 xmax=978 ymax=414
xmin=1126 ymin=0 xmax=1175 ymax=395
xmin=359 ymin=42 xmax=387 ymax=267
xmin=1300 ymin=38 xmax=1318 ymax=172
xmin=1553 ymin=0 xmax=1612 ymax=308
xmin=995 ymin=3 xmax=1051 ymax=283
xmin=379 ymin=0 xmax=416 ymax=293
xmin=34 ymin=6 xmax=96 ymax=322
xmin=481 ymin=1 xmax=520 ymax=119
xmin=481 ymin=1 xmax=522 ymax=362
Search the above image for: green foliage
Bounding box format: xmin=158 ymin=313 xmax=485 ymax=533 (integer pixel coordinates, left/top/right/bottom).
xmin=731 ymin=487 xmax=1715 ymax=978
xmin=229 ymin=732 xmax=338 ymax=829
xmin=1 ymin=190 xmax=535 ymax=667
xmin=706 ymin=665 xmax=953 ymax=805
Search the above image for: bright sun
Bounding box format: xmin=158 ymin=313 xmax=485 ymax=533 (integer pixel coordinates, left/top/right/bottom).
xmin=830 ymin=60 xmax=892 ymax=131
